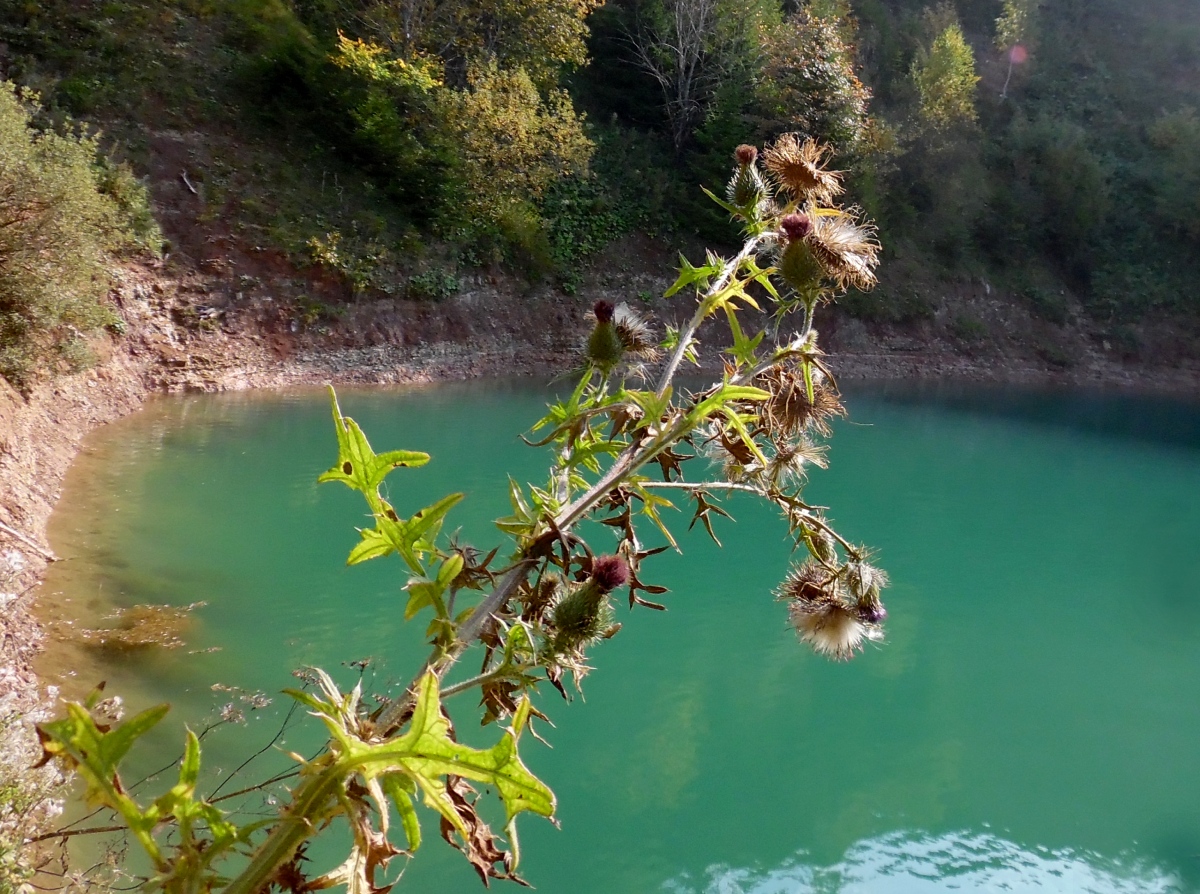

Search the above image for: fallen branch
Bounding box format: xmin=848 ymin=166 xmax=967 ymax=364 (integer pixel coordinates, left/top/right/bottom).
xmin=0 ymin=520 xmax=58 ymax=562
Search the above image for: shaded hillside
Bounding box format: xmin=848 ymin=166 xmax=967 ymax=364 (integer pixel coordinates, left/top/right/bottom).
xmin=0 ymin=0 xmax=1197 ymax=390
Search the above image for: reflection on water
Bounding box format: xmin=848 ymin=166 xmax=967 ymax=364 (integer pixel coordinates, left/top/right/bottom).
xmin=664 ymin=830 xmax=1181 ymax=893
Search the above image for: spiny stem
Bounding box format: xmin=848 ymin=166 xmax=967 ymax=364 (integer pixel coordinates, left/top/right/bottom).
xmin=441 ymin=665 xmax=515 ymax=700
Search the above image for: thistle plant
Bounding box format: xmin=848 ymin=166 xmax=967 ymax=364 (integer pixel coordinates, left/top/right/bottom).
xmin=36 ymin=135 xmax=886 ymax=892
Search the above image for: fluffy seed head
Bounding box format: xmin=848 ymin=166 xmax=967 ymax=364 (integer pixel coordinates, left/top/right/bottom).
xmin=788 ymin=594 xmax=878 ymax=661
xmin=763 ymin=135 xmax=844 ymax=204
xmin=806 ymin=211 xmax=880 ymax=291
xmin=612 ymin=303 xmax=659 ymax=361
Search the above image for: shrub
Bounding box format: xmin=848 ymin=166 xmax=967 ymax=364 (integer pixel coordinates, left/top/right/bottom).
xmin=406 ymin=268 xmax=461 ymax=302
xmin=0 ymin=83 xmax=141 ymax=388
xmin=442 ymin=61 xmax=593 ymax=235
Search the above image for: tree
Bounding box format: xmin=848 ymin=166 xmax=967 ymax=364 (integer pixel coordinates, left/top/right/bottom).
xmin=442 ymin=60 xmax=592 ymax=228
xmin=625 ymin=0 xmax=729 ymax=153
xmin=911 ymin=15 xmax=979 ymax=130
xmin=994 ymin=0 xmax=1039 ymax=99
xmin=754 ymin=9 xmax=873 ymax=150
xmin=37 ymin=138 xmax=889 ymax=891
xmin=360 ymin=0 xmax=601 ymax=88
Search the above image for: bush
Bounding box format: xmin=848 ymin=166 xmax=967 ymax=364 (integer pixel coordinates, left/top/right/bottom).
xmin=0 ymin=83 xmax=144 ymax=388
xmin=406 ymin=268 xmax=461 ymax=302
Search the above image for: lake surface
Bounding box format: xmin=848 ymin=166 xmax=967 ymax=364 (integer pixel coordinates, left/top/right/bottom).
xmin=37 ymin=380 xmax=1200 ymax=893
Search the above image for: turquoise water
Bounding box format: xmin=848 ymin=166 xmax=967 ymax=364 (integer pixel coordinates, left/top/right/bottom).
xmin=38 ymin=381 xmax=1200 ymax=893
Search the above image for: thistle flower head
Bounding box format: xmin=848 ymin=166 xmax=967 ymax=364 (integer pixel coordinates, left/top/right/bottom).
xmin=587 ymin=301 xmax=624 ymax=371
xmin=788 ymin=594 xmax=880 ymax=661
xmin=806 ymin=211 xmax=880 ymax=291
xmin=591 ymin=555 xmax=630 ymax=592
xmin=735 ymin=144 xmax=759 ymax=167
xmin=550 ymin=582 xmax=615 ymax=654
xmin=780 ymin=213 xmax=812 ymax=241
xmin=763 ymin=134 xmax=844 ymax=205
xmin=728 ymin=159 xmax=768 ymax=210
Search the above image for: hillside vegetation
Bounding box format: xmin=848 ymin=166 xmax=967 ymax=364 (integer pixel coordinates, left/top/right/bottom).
xmin=0 ymin=0 xmax=1197 ymax=388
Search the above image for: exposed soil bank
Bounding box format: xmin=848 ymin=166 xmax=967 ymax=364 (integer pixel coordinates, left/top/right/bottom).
xmin=1 ymin=250 xmax=1198 ymax=880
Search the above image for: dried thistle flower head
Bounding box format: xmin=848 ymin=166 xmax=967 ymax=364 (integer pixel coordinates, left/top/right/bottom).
xmin=788 ymin=594 xmax=880 ymax=660
xmin=806 ymin=210 xmax=880 ymax=291
xmin=763 ymin=134 xmax=844 ymax=204
xmin=778 ymin=560 xmax=836 ymax=602
xmin=758 ymin=365 xmax=847 ymax=438
xmin=612 ymin=303 xmax=659 ymax=362
xmin=593 ymin=300 xmax=615 ymax=323
xmin=734 ymin=144 xmax=758 ymax=166
xmin=763 ymin=437 xmax=828 ymax=487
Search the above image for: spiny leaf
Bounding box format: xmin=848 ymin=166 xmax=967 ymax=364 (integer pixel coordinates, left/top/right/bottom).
xmin=404 ymin=553 xmax=465 ymax=621
xmin=663 ymin=253 xmax=721 ymax=298
xmin=319 ymin=387 xmax=429 ymax=494
xmin=341 ymin=672 xmax=555 ymax=830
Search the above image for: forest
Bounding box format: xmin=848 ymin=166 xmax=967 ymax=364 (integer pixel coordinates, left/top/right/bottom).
xmin=0 ymin=0 xmax=1197 ymax=380
xmin=0 ymin=0 xmax=1195 ymax=384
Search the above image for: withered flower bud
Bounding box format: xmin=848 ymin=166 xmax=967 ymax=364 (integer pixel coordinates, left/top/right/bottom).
xmin=591 ymin=555 xmax=630 ymax=592
xmin=781 ymin=213 xmax=812 ymax=242
xmin=734 ymin=144 xmax=758 ymax=167
xmin=856 ymin=597 xmax=887 ymax=625
xmin=593 ymin=300 xmax=615 ymax=323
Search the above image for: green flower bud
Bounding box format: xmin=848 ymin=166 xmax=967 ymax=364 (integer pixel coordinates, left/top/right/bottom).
xmin=587 ymin=300 xmax=625 ymax=371
xmin=779 ymin=238 xmax=824 ymax=293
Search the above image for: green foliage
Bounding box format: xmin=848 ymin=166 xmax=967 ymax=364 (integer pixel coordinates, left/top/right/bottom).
xmin=1148 ymin=107 xmax=1200 ymax=242
xmin=911 ymin=17 xmax=979 ymax=130
xmin=95 ymin=155 xmax=165 ymax=255
xmin=948 ymin=311 xmax=988 ymax=343
xmin=366 ymin=0 xmax=603 ymax=89
xmin=406 ymin=268 xmax=461 ymax=302
xmin=0 ymin=83 xmax=150 ymax=388
xmin=994 ymin=0 xmax=1038 ymax=50
xmin=443 ymin=61 xmax=593 ymax=233
xmin=755 ymin=9 xmax=873 ymax=150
